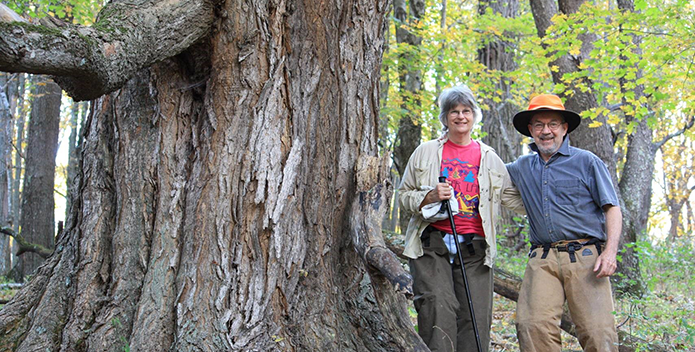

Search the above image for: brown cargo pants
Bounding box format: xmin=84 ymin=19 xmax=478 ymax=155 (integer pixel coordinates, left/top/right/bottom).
xmin=516 ymin=242 xmax=618 ymax=352
xmin=410 ymin=230 xmax=492 ymax=352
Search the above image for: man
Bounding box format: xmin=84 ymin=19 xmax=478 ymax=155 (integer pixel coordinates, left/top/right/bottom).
xmin=506 ymin=94 xmax=622 ymax=352
xmin=399 ymin=85 xmax=525 ymax=352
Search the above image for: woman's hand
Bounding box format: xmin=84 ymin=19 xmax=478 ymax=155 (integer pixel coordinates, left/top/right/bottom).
xmin=419 ymin=181 xmax=452 ymax=209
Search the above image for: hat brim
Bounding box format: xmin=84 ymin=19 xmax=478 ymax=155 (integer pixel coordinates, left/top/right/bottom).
xmin=512 ymin=108 xmax=581 ymax=137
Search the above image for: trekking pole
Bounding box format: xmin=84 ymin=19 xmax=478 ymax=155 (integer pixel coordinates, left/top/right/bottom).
xmin=439 ymin=176 xmax=483 ymax=352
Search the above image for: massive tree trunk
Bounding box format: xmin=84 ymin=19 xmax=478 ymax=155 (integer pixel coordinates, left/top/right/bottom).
xmin=15 ymin=75 xmax=61 ymax=280
xmin=0 ymin=0 xmax=427 ymax=351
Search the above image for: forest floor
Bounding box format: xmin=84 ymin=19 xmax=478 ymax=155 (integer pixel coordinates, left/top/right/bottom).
xmin=1 ymin=238 xmax=693 ymax=351
xmin=0 ymin=285 xmax=18 ymax=306
xmin=490 ymin=293 xmax=582 ymax=352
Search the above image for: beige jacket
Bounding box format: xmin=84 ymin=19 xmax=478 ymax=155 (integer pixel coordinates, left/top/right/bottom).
xmin=399 ymin=136 xmax=525 ymax=267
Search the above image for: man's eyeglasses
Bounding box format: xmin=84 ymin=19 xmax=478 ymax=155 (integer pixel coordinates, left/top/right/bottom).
xmin=530 ymin=121 xmax=564 ymax=131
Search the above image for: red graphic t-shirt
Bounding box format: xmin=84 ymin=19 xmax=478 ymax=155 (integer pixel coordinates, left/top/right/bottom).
xmin=431 ymin=140 xmax=484 ymax=236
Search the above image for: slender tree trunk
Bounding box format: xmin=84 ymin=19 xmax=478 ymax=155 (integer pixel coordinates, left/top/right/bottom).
xmin=65 ymin=100 xmax=81 ymax=220
xmin=667 ymin=200 xmax=683 ymax=240
xmin=15 ymin=75 xmax=61 ymax=280
xmin=9 ymin=73 xmax=26 ymax=276
xmin=11 ymin=74 xmax=26 ymax=236
xmin=0 ymin=73 xmax=13 ymax=274
xmin=393 ymin=0 xmax=424 ymax=234
xmin=529 ymin=0 xmax=643 ymax=294
xmin=478 ymin=0 xmax=521 ymax=163
xmin=0 ymin=1 xmax=427 ymax=351
xmin=435 ymin=0 xmax=446 ymax=95
xmin=478 ymin=0 xmax=524 ymax=248
xmin=687 ymin=200 xmax=695 ymax=236
xmin=614 ymin=0 xmax=651 ymax=295
xmin=661 ymin=141 xmax=694 ymax=240
xmin=529 ymin=0 xmax=616 ymax=177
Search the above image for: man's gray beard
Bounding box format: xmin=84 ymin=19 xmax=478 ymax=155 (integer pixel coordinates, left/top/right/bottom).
xmin=536 ymin=144 xmax=559 ymax=156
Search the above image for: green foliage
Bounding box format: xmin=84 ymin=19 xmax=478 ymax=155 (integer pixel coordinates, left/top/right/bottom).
xmin=539 ymin=1 xmax=695 ymax=133
xmin=6 ymin=0 xmax=102 ymax=24
xmin=380 ymin=0 xmax=552 ymax=150
xmin=614 ymin=238 xmax=695 ymax=350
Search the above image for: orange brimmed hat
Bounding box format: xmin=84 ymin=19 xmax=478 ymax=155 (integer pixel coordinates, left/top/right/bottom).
xmin=513 ymin=94 xmax=581 ymax=137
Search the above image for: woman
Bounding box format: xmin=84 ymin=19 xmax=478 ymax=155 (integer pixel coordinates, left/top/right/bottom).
xmin=399 ymin=85 xmax=525 ymax=352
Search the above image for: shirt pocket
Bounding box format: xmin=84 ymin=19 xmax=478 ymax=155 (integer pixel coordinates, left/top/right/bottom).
xmin=488 ymin=170 xmax=503 ymax=202
xmin=554 ymin=178 xmax=583 ymax=205
xmin=413 ymin=164 xmax=431 ymax=188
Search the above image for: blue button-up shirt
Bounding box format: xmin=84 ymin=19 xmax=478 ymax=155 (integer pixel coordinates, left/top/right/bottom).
xmin=506 ymin=138 xmax=619 ymax=244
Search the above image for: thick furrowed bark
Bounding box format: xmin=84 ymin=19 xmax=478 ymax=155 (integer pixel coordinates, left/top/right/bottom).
xmin=82 ymin=70 xmax=161 ymax=350
xmin=0 ymin=0 xmax=219 ymax=101
xmin=128 ymin=55 xmax=204 ymax=351
xmin=0 ymin=0 xmax=405 ymax=351
xmin=58 ymin=93 xmax=119 ymax=351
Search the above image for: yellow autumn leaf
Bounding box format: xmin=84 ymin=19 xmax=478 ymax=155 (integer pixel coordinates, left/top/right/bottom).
xmin=607 ymin=114 xmax=621 ymax=125
xmin=550 ymin=65 xmax=559 ymax=72
xmin=570 ymin=47 xmax=581 ymax=56
xmin=588 ymin=121 xmax=604 ymax=128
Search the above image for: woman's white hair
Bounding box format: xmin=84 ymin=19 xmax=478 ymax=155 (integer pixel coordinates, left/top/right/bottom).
xmin=437 ymin=85 xmax=483 ymax=131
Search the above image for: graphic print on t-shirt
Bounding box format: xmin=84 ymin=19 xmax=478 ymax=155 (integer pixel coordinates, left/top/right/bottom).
xmin=431 ymin=140 xmax=483 ymax=235
xmin=441 ymin=158 xmax=480 ymax=220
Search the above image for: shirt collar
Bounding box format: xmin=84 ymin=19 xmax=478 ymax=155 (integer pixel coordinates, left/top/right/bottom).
xmin=528 ymin=136 xmax=571 ymax=157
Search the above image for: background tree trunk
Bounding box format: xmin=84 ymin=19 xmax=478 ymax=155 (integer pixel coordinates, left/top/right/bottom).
xmin=613 ymin=0 xmax=656 ymax=295
xmin=0 ymin=1 xmax=426 ymax=350
xmin=529 ymin=0 xmax=643 ymax=294
xmin=662 ymin=139 xmax=694 ymax=239
xmin=10 ymin=73 xmax=26 ymax=275
xmin=11 ymin=74 xmax=26 ymax=236
xmin=393 ymin=0 xmax=425 ymax=234
xmin=478 ymin=0 xmax=525 ymax=248
xmin=15 ymin=75 xmax=61 ymax=280
xmin=65 ymin=100 xmax=83 ymax=220
xmin=0 ymin=73 xmax=13 ymax=274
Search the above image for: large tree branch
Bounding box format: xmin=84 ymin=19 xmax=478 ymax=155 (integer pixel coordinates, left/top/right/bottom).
xmin=350 ymin=155 xmax=414 ymax=298
xmin=0 ymin=226 xmax=53 ymax=259
xmin=0 ymin=0 xmax=219 ymax=100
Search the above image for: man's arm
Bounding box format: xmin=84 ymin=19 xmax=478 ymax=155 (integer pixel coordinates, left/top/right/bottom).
xmin=594 ymin=205 xmax=622 ymax=278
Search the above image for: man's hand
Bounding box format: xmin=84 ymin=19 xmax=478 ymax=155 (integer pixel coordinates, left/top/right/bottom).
xmin=595 ymin=205 xmax=622 ymax=278
xmin=593 ymin=249 xmax=617 ymax=278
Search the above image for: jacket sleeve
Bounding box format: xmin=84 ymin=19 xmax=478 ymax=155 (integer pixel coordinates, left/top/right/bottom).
xmin=501 ymin=173 xmax=526 ymax=215
xmin=398 ymin=147 xmax=431 ymax=215
xmin=493 ymin=156 xmax=526 ymax=215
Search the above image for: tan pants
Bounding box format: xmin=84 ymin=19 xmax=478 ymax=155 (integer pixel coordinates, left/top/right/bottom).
xmin=410 ymin=231 xmax=492 ymax=352
xmin=516 ymin=244 xmax=618 ymax=352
